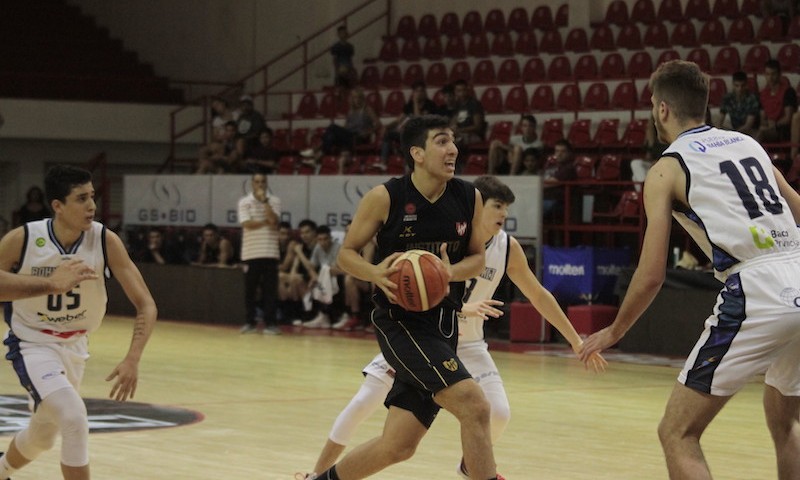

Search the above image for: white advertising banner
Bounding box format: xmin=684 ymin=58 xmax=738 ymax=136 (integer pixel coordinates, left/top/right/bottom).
xmin=307 ymin=175 xmax=390 ymax=230
xmin=210 ymin=175 xmax=309 ymax=227
xmin=123 ymin=175 xmax=212 ymax=226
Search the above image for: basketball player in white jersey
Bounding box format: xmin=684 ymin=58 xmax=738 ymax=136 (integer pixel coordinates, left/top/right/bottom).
xmin=580 ymin=60 xmax=800 ymax=479
xmin=0 ymin=259 xmax=96 ymax=302
xmin=301 ymin=176 xmax=606 ymax=479
xmin=0 ymin=165 xmax=157 ymax=480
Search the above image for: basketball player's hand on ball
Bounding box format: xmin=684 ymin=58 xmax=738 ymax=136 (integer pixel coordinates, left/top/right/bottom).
xmin=106 ymin=358 xmax=139 ymax=401
xmin=461 ymin=300 xmax=504 ymax=321
xmin=375 ymin=251 xmax=403 ymax=304
xmin=49 ymin=259 xmax=98 ymax=293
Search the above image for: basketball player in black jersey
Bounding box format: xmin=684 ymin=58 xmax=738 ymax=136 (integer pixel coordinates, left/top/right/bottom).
xmin=317 ymin=115 xmax=497 ymax=480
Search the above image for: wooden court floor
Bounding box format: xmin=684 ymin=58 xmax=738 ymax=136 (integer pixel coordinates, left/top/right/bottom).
xmin=0 ymin=316 xmax=778 ymax=479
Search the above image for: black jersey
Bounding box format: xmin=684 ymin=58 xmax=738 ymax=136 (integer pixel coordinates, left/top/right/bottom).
xmin=375 ymin=174 xmax=476 ymax=310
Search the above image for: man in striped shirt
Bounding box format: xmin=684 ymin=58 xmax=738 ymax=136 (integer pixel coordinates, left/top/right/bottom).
xmin=238 ymin=173 xmax=282 ymax=335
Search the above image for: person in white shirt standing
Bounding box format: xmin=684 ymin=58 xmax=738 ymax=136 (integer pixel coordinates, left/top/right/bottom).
xmin=238 ymin=173 xmax=282 ymax=335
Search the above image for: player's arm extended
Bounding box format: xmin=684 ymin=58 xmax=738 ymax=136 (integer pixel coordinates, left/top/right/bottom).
xmin=104 ymin=229 xmax=157 ymax=402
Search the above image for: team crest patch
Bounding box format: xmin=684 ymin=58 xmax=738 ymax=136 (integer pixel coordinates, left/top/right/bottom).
xmin=443 ymin=358 xmax=459 ymax=371
xmin=455 ymin=222 xmax=467 ymax=236
xmin=0 ymin=395 xmax=202 ymax=434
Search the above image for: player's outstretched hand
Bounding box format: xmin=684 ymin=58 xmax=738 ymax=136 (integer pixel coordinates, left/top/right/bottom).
xmin=571 ymin=340 xmax=608 ymax=373
xmin=106 ymin=358 xmax=139 ymax=402
xmin=578 ymin=327 xmax=621 ymax=370
xmin=374 ymin=251 xmax=402 ymax=304
xmin=461 ymin=299 xmax=504 ymax=321
xmin=49 ymin=259 xmax=97 ymax=294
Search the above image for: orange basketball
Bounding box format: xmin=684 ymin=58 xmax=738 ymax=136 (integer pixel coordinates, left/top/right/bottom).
xmin=389 ymin=249 xmax=450 ymax=312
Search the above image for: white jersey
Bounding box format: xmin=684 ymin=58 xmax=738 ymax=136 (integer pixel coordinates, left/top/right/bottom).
xmin=7 ymin=220 xmax=109 ymax=343
xmin=667 ymin=125 xmax=800 ymax=281
xmin=459 ymin=230 xmax=511 ymax=343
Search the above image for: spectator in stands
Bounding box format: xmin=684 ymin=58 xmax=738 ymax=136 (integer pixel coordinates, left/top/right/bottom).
xmin=332 ymin=222 xmax=376 ymax=331
xmin=331 ymin=25 xmax=356 ymax=89
xmin=296 ymin=225 xmax=345 ymax=329
xmin=242 ymin=128 xmax=279 ymax=174
xmin=630 ymin=117 xmax=669 ymax=192
xmin=756 ymin=60 xmax=797 ymax=145
xmin=378 ymin=80 xmax=438 ymax=167
xmin=436 ymin=83 xmax=458 ymax=119
xmin=209 ymin=96 xmax=239 ymax=142
xmin=450 ymin=79 xmax=486 ymax=163
xmin=12 ymin=186 xmax=48 ymax=227
xmin=197 ymin=120 xmax=240 ymax=174
xmin=135 ymin=228 xmax=183 ymax=265
xmin=518 ymin=147 xmax=544 ymax=176
xmin=299 ymin=87 xmax=379 ymax=172
xmin=487 ymin=114 xmax=543 ymax=175
xmin=278 ymin=221 xmax=301 ymax=323
xmin=542 ymin=139 xmax=577 ymax=220
xmin=289 ymin=219 xmax=318 ymax=325
xmin=717 ymin=71 xmax=760 ymax=137
xmin=762 ymin=0 xmax=797 ymax=34
xmin=236 ymin=95 xmax=268 ymax=154
xmin=194 ymin=223 xmax=234 ymax=267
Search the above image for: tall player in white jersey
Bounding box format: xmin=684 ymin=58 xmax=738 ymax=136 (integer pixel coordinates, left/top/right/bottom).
xmin=581 ymin=60 xmax=800 ymax=479
xmin=0 ymin=165 xmax=157 ymax=480
xmin=301 ymin=176 xmax=605 ymax=479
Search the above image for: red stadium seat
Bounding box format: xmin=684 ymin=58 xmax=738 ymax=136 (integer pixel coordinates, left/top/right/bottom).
xmin=318 ymin=92 xmax=346 ymax=119
xmin=708 ymin=77 xmax=727 ymax=107
xmin=480 ymin=87 xmax=503 ymax=114
xmin=757 ymin=15 xmax=786 ymax=42
xmin=639 ymin=83 xmax=653 ymax=107
xmin=514 ymin=31 xmax=538 ymax=55
xmin=378 ymin=37 xmax=399 ymax=62
xmin=402 ymin=64 xmax=424 ymax=88
xmin=426 ymin=62 xmax=448 ymax=87
xmin=359 ymin=65 xmax=380 ymax=90
xmin=277 ymin=156 xmax=297 ymax=174
xmin=540 ymin=118 xmax=565 ymax=148
xmin=565 ymin=28 xmax=589 ymax=53
xmin=295 ymin=92 xmax=318 ymax=119
xmin=740 ymin=0 xmax=761 ymax=16
xmin=584 ymin=83 xmax=610 ymax=110
xmin=463 ymin=154 xmax=488 ymax=175
xmin=631 ymin=0 xmax=657 ymax=24
xmin=504 ymin=86 xmax=529 ymax=113
xmin=556 ymin=83 xmax=581 ymax=111
xmin=621 ymin=118 xmax=649 ymax=147
xmin=593 ymin=190 xmax=641 ymax=223
xmin=777 ymin=44 xmax=800 ymax=73
xmin=547 ymin=55 xmax=572 ymax=81
xmin=486 ymin=120 xmax=513 ymax=144
xmin=309 ymin=127 xmax=326 ymax=150
xmin=531 ymin=5 xmax=554 ymax=30
xmin=444 ymin=35 xmax=466 ymax=59
xmin=272 ymin=128 xmax=290 ymax=152
xmin=318 ymin=155 xmax=339 ymax=175
xmin=590 ymin=24 xmax=616 ymax=51
xmin=605 ymin=0 xmax=630 ymax=26
xmin=594 ymin=119 xmax=621 ymax=149
xmin=712 ymin=46 xmax=741 ymax=75
xmin=539 ymin=29 xmax=564 ymax=54
xmin=574 ymin=54 xmax=599 ymax=80
xmin=567 ymin=119 xmax=594 ymax=148
xmin=686 ymin=48 xmax=711 ymax=72
xmin=422 ymin=36 xmax=443 ymax=60
xmin=467 ymin=33 xmax=490 ymax=58
xmin=616 ymin=24 xmax=643 ymax=50
xmin=381 ymin=64 xmax=402 ymax=89
xmin=290 ymin=128 xmax=309 ymax=151
xmin=711 ymin=0 xmax=740 ymax=19
xmin=396 ymin=15 xmax=417 ymax=40
xmin=728 ymin=17 xmax=755 ymax=44
xmin=440 ymin=12 xmax=461 ymax=37
xmin=595 ymin=154 xmax=623 ymax=180
xmin=643 ymin=23 xmax=670 ymax=49
xmin=627 ymin=51 xmax=653 ymax=78
xmin=497 ymin=58 xmax=521 ymax=84
xmin=383 ymin=90 xmax=406 ymax=117
xmin=462 ymin=10 xmax=483 ymax=36
xmin=574 ymin=155 xmax=597 ymax=179
xmin=612 ymin=81 xmax=638 ymax=110
xmin=600 ymin=52 xmax=626 ymax=79
xmin=522 ymin=57 xmax=546 ymax=82
xmin=484 ymin=8 xmax=507 ymax=34
xmin=385 ymin=155 xmax=405 ymax=175
xmin=658 ymin=0 xmax=684 ymax=22
xmin=530 ymin=84 xmax=555 ymax=112
xmin=490 ymin=32 xmax=514 ymax=57
xmin=448 ymin=61 xmax=471 ymax=84
xmin=743 ymin=44 xmax=771 ymax=73
xmin=685 ymin=0 xmax=712 ymax=20
xmin=699 ymin=19 xmax=727 ymax=46
xmin=671 ymin=21 xmax=699 ymax=47
xmin=365 ymin=90 xmax=383 ymax=116
xmin=555 ymin=4 xmax=569 ymax=27
xmin=474 ymin=59 xmax=497 ymax=85
xmin=657 ymin=49 xmax=681 ymax=67
xmin=508 ymin=7 xmax=530 ymax=33
xmin=419 ymin=14 xmax=439 ymax=38
xmin=789 ymin=15 xmax=800 ymax=39
xmin=400 ymin=38 xmax=421 ymax=62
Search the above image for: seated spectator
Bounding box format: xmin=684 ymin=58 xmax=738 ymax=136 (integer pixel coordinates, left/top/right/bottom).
xmin=194 ymin=223 xmax=235 ymax=267
xmin=379 ymin=81 xmax=438 ymax=167
xmin=717 ymin=71 xmax=760 ymax=137
xmin=488 ymin=114 xmax=543 ymax=175
xmin=435 ymin=83 xmax=458 ymax=118
xmin=135 ymin=228 xmax=184 ymax=265
xmin=295 ymin=225 xmax=345 ymax=329
xmin=449 ymin=79 xmax=486 ymax=166
xmin=630 ymin=117 xmax=670 ymax=191
xmin=209 ymin=96 xmax=240 ymax=141
xmin=288 ymin=219 xmax=318 ymax=324
xmin=332 ymin=222 xmax=376 ymax=331
xmin=542 ymin=139 xmax=577 ymax=220
xmin=300 ymin=87 xmax=380 ymax=172
xmin=197 ymin=120 xmax=240 ymax=174
xmin=518 ymin=147 xmax=545 ymax=175
xmin=756 ymin=60 xmax=797 ymax=145
xmin=12 ymin=186 xmax=48 ymax=227
xmin=236 ymin=95 xmax=268 ymax=156
xmin=762 ymin=0 xmax=797 ymax=34
xmin=331 ymin=25 xmax=357 ymax=89
xmin=243 ymin=128 xmax=279 ymax=174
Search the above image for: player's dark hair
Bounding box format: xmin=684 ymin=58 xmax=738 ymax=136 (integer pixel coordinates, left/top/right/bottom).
xmin=44 ymin=165 xmax=92 ymax=204
xmin=473 ymin=176 xmax=515 ymax=205
xmin=401 ymin=115 xmax=452 ymax=170
xmin=649 ymin=60 xmax=709 ymax=122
